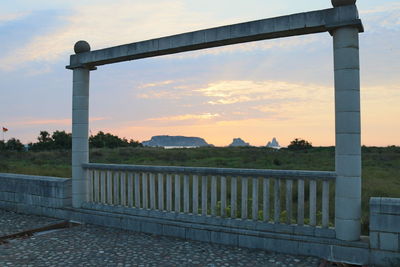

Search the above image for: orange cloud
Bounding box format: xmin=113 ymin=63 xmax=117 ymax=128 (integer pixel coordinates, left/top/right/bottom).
xmin=148 ymin=113 xmax=220 ymax=121
xmin=197 ymin=80 xmax=331 ymax=105
xmin=139 ymin=80 xmax=175 ymax=88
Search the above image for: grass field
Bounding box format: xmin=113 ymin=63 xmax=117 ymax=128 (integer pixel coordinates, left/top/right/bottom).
xmin=1 ymin=146 xmax=399 ymax=233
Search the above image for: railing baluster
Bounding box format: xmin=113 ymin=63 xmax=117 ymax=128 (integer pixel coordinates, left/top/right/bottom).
xmin=149 ymin=173 xmax=156 ymax=209
xmin=192 ymin=175 xmax=198 ymax=215
xmin=297 ymin=179 xmax=304 ymax=225
xmin=127 ymin=173 xmax=134 ymax=207
xmin=221 ymin=176 xmax=227 ymax=217
xmin=142 ymin=173 xmax=148 ymax=209
xmin=100 ymin=171 xmax=106 ymax=203
xmin=134 ymin=173 xmax=140 ymax=208
xmin=211 ymin=176 xmax=217 ymax=216
xmin=82 ymin=164 xmax=336 ymax=230
xmin=174 ymin=174 xmax=181 ymax=212
xmin=158 ymin=173 xmax=164 ymax=210
xmin=166 ymin=174 xmax=172 ymax=211
xmin=87 ymin=169 xmax=93 ymax=202
xmin=241 ymin=177 xmax=248 ymax=219
xmin=201 ymin=176 xmax=208 ymax=216
xmin=113 ymin=171 xmax=119 ymax=205
xmin=322 ymin=180 xmax=330 ymax=228
xmin=252 ymin=177 xmax=259 ymax=220
xmin=184 ymin=175 xmax=189 ymax=213
xmin=106 ymin=171 xmax=112 ymax=204
xmin=263 ymin=178 xmax=270 ymax=222
xmin=120 ymin=172 xmax=126 ymax=206
xmin=309 ymin=179 xmax=317 ymax=226
xmin=94 ymin=170 xmax=99 ymax=203
xmin=231 ymin=176 xmax=237 ymax=218
xmin=286 ymin=179 xmax=293 ymax=224
xmin=274 ymin=178 xmax=281 ymax=223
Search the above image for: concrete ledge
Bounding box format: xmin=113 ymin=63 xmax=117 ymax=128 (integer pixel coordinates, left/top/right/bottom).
xmin=0 ymin=173 xmax=71 ymax=198
xmin=371 ymin=197 xmax=400 ymax=215
xmin=370 ymin=250 xmax=400 ymax=267
xmin=0 ymin=192 xmax=71 ymax=208
xmin=81 ymin=202 xmax=336 ymax=239
xmin=0 ymin=173 xmax=72 ymax=208
xmin=369 ymin=197 xmax=400 ymax=266
xmin=82 ymin=163 xmax=336 ymax=180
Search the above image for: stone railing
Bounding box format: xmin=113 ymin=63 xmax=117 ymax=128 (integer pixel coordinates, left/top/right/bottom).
xmin=82 ymin=163 xmax=336 ymax=229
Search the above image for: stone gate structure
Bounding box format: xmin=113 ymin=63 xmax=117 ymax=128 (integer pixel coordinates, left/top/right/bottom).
xmin=2 ymin=1 xmax=400 ymax=266
xmin=66 ymin=0 xmax=363 ymax=242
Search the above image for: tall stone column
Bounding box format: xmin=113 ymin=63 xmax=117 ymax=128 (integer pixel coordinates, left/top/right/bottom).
xmin=332 ymin=0 xmax=361 ymax=242
xmin=71 ymin=41 xmax=92 ymax=208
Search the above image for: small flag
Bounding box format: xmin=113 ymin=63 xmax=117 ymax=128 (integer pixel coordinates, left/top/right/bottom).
xmin=2 ymin=127 xmax=8 ymax=132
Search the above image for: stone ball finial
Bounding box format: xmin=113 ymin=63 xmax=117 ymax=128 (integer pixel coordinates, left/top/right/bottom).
xmin=74 ymin=40 xmax=91 ymax=54
xmin=332 ymin=0 xmax=356 ymax=7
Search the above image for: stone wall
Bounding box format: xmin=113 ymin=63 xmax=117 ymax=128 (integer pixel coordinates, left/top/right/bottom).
xmin=0 ymin=173 xmax=71 ymax=210
xmin=370 ymin=197 xmax=400 ymax=266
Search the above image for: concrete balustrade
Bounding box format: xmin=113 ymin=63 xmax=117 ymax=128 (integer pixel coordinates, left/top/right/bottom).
xmin=82 ymin=163 xmax=336 ymax=229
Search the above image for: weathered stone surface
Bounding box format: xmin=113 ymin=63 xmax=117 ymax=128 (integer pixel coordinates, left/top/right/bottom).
xmin=369 ymin=197 xmax=400 ymax=265
xmin=67 ymin=5 xmax=362 ymax=69
xmin=0 ymin=173 xmax=71 ymax=206
xmin=379 ymin=233 xmax=399 ymax=251
xmin=74 ymin=40 xmax=91 ymax=54
xmin=0 ymin=210 xmax=322 ymax=266
xmin=0 ymin=209 xmax=61 ymax=236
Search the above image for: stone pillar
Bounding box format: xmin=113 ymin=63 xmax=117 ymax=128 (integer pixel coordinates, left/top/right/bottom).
xmin=71 ymin=41 xmax=92 ymax=208
xmin=332 ymin=18 xmax=361 ymax=239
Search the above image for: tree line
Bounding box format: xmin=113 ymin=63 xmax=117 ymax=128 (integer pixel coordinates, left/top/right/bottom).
xmin=1 ymin=130 xmax=313 ymax=152
xmin=0 ymin=130 xmax=142 ymax=151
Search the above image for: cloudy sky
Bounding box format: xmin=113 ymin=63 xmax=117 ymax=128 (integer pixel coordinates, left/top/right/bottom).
xmin=1 ymin=0 xmax=399 ymax=146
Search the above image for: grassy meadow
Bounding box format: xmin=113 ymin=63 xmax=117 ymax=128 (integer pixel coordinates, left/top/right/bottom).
xmin=0 ymin=146 xmax=399 ymax=233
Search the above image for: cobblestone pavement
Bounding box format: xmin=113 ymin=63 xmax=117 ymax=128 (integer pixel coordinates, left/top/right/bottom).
xmin=0 ymin=210 xmax=62 ymax=236
xmin=0 ymin=210 xmax=323 ymax=266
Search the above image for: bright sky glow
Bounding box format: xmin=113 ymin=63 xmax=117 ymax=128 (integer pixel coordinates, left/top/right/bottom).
xmin=0 ymin=0 xmax=399 ymax=146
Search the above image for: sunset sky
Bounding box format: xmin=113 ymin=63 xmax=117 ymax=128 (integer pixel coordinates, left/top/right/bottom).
xmin=1 ymin=0 xmax=399 ymax=147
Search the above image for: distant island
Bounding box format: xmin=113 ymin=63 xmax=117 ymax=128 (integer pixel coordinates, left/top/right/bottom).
xmin=229 ymin=138 xmax=250 ymax=147
xmin=142 ymin=135 xmax=282 ymax=148
xmin=142 ymin=135 xmax=209 ymax=148
xmin=266 ymin=137 xmax=281 ymax=149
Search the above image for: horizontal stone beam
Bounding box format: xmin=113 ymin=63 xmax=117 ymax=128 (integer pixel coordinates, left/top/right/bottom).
xmin=67 ymin=5 xmax=363 ymax=69
xmin=82 ymin=163 xmax=336 ymax=179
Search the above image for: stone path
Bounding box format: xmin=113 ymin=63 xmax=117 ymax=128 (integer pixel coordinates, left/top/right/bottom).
xmin=0 ymin=210 xmax=62 ymax=236
xmin=0 ymin=210 xmax=323 ymax=266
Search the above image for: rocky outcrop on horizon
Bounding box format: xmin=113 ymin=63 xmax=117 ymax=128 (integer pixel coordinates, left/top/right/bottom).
xmin=142 ymin=135 xmax=209 ymax=147
xmin=266 ymin=137 xmax=281 ymax=149
xmin=229 ymin=138 xmax=250 ymax=147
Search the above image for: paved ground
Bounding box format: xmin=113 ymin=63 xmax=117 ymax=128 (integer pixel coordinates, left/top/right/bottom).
xmin=0 ymin=210 xmax=62 ymax=236
xmin=0 ymin=210 xmax=323 ymax=266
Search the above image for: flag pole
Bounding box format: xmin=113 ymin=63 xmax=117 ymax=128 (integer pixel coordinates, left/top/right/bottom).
xmin=2 ymin=127 xmax=7 ymax=142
